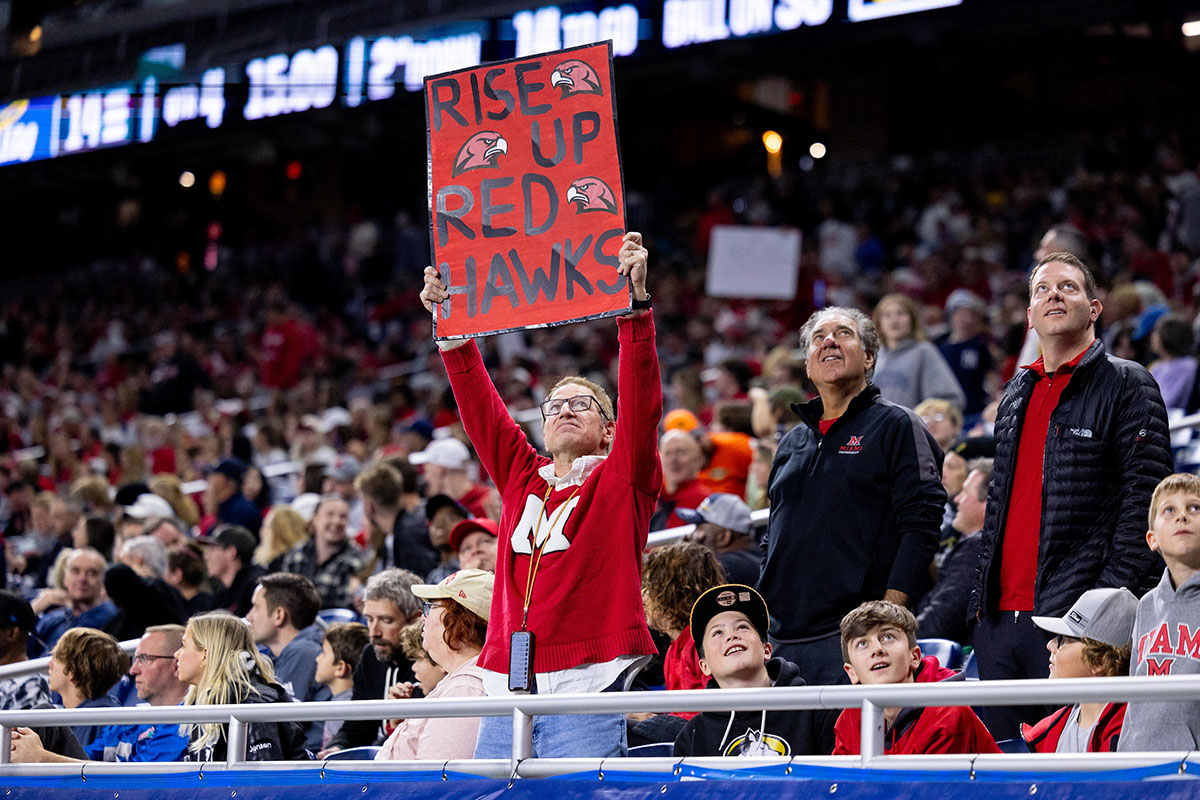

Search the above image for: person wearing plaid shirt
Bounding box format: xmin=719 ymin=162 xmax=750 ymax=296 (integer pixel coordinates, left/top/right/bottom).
xmin=279 ymin=495 xmax=365 ymax=609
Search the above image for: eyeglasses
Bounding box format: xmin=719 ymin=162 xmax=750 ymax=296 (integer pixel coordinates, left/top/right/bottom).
xmin=422 ymin=601 xmax=438 ymax=618
xmin=921 ymin=413 xmax=948 ymax=424
xmin=541 ymin=395 xmax=605 ymax=418
xmin=1050 ymin=634 xmax=1081 ymax=649
xmin=132 ymin=654 xmax=176 ymax=665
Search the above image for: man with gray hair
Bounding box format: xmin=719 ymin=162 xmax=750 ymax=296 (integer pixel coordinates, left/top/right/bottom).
xmin=103 ymin=536 xmax=186 ymax=641
xmin=317 ymin=568 xmax=422 ymax=757
xmin=757 ymin=306 xmax=945 ymax=686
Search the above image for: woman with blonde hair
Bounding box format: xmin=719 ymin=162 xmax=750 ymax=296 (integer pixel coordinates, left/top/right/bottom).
xmin=253 ymin=505 xmax=308 ymax=571
xmin=148 ymin=473 xmax=200 ymax=529
xmin=174 ymin=612 xmax=308 ymax=762
xmin=872 ymin=293 xmax=965 ymax=412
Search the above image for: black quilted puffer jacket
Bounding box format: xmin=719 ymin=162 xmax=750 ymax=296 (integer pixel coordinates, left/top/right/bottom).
xmin=970 ymin=339 xmax=1172 ymax=620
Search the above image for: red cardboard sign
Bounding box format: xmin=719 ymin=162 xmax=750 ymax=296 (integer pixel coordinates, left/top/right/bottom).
xmin=425 ymin=42 xmax=629 ymax=340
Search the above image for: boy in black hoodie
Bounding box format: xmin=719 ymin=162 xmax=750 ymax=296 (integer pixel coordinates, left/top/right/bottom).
xmin=673 ymin=584 xmax=837 ymax=757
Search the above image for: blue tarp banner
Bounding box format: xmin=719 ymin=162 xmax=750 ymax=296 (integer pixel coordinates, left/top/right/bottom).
xmin=4 ymin=763 xmax=1200 ymax=800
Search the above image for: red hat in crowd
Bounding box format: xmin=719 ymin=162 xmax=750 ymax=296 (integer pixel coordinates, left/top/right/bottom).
xmin=448 ymin=517 xmax=499 ymax=553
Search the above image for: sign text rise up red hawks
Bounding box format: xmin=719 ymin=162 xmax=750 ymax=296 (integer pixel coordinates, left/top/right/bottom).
xmin=425 ymin=42 xmax=629 ymax=339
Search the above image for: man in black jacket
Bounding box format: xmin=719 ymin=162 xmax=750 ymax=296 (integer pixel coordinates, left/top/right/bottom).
xmin=758 ymin=307 xmax=945 ymax=687
xmin=317 ymin=568 xmax=421 ymax=757
xmin=969 ymin=252 xmax=1172 ymax=739
xmin=674 ymin=585 xmax=835 ymax=757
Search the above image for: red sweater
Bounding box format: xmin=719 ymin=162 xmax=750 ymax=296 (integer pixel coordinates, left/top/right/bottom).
xmin=657 ymin=478 xmax=711 ymax=530
xmin=664 ymin=625 xmax=706 ymax=720
xmin=833 ymin=656 xmax=1001 ymax=755
xmin=441 ymin=312 xmax=662 ymax=674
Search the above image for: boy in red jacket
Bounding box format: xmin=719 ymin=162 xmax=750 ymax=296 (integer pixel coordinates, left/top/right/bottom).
xmin=1022 ymin=587 xmax=1136 ymax=753
xmin=833 ymin=601 xmax=1000 ymax=755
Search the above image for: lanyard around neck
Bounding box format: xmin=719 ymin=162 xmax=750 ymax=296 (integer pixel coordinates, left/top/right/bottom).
xmin=520 ymin=482 xmax=581 ymax=631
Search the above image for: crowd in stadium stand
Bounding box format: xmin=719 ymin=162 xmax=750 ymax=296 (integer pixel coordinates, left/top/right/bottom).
xmin=2 ymin=132 xmax=1200 ymax=761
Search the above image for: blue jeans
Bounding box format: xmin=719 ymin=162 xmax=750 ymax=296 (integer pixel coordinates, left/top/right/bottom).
xmin=473 ymin=679 xmax=627 ymax=759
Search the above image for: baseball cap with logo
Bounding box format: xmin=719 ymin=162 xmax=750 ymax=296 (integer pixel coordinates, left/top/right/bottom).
xmin=690 ymin=583 xmax=771 ymax=653
xmin=411 ymin=569 xmax=494 ymax=621
xmin=1031 ymin=587 xmax=1138 ymax=648
xmin=409 ymin=438 xmax=471 ymax=471
xmin=677 ymin=494 xmax=752 ymax=535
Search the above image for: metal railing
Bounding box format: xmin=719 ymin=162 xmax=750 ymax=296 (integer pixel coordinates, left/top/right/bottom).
xmin=3 ymin=674 xmax=1200 ymax=777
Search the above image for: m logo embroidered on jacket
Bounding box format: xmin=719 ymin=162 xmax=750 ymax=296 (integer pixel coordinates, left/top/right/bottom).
xmin=840 ymin=435 xmax=864 ymax=454
xmin=511 ymin=493 xmax=581 ymax=555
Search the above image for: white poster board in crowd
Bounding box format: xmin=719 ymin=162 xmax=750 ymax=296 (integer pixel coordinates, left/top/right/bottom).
xmin=705 ymin=225 xmax=802 ymax=299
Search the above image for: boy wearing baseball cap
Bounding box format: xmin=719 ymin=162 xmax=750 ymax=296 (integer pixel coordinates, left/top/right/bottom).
xmin=673 ymin=584 xmax=836 ymax=757
xmin=1022 ymin=587 xmax=1137 ymax=752
xmin=833 ymin=601 xmax=999 ymax=755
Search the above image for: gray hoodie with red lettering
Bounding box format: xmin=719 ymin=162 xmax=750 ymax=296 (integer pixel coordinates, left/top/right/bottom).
xmin=1118 ymin=568 xmax=1200 ymax=752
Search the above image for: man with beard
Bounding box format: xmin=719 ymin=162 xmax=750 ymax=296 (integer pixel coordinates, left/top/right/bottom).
xmin=317 ymin=569 xmax=422 ymax=757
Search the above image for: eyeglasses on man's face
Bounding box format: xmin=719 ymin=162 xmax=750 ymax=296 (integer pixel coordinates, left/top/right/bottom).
xmin=132 ymin=654 xmax=176 ymax=665
xmin=541 ymin=395 xmax=605 ymax=418
xmin=1050 ymin=634 xmax=1081 ymax=650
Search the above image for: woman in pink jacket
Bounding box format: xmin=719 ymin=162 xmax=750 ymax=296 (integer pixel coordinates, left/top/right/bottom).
xmin=375 ymin=570 xmax=492 ymax=761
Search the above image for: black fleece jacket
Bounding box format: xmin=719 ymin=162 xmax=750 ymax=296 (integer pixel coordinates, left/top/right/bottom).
xmin=759 ymin=384 xmax=945 ymax=640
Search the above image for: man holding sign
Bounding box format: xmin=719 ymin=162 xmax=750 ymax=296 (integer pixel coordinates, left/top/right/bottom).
xmin=419 ymin=229 xmax=660 ymax=759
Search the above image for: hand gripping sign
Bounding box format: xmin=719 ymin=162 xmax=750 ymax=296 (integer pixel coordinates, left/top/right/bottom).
xmin=425 ymin=42 xmax=629 ymax=339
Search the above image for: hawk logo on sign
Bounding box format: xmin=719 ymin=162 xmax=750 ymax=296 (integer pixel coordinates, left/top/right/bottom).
xmin=567 ymin=177 xmax=618 ymax=214
xmin=550 ymin=60 xmax=603 ymax=97
xmin=511 ymin=493 xmax=581 ymax=556
xmin=451 ymin=131 xmax=509 ymax=177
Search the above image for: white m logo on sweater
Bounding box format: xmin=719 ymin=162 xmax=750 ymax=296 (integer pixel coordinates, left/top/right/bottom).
xmin=510 ymin=493 xmax=580 ymax=555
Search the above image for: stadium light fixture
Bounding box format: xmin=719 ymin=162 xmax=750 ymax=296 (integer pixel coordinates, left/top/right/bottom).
xmin=809 ymin=142 xmax=827 ymax=159
xmin=1184 ymin=20 xmax=1200 ymax=36
xmin=179 ymin=171 xmax=196 ymax=188
xmin=762 ymin=130 xmax=783 ymax=154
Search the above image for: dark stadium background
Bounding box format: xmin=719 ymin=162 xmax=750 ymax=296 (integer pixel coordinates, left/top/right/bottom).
xmin=1 ymin=0 xmax=1197 ymax=279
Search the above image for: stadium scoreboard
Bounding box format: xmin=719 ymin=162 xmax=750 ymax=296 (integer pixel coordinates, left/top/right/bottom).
xmin=0 ymin=0 xmax=961 ymax=168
